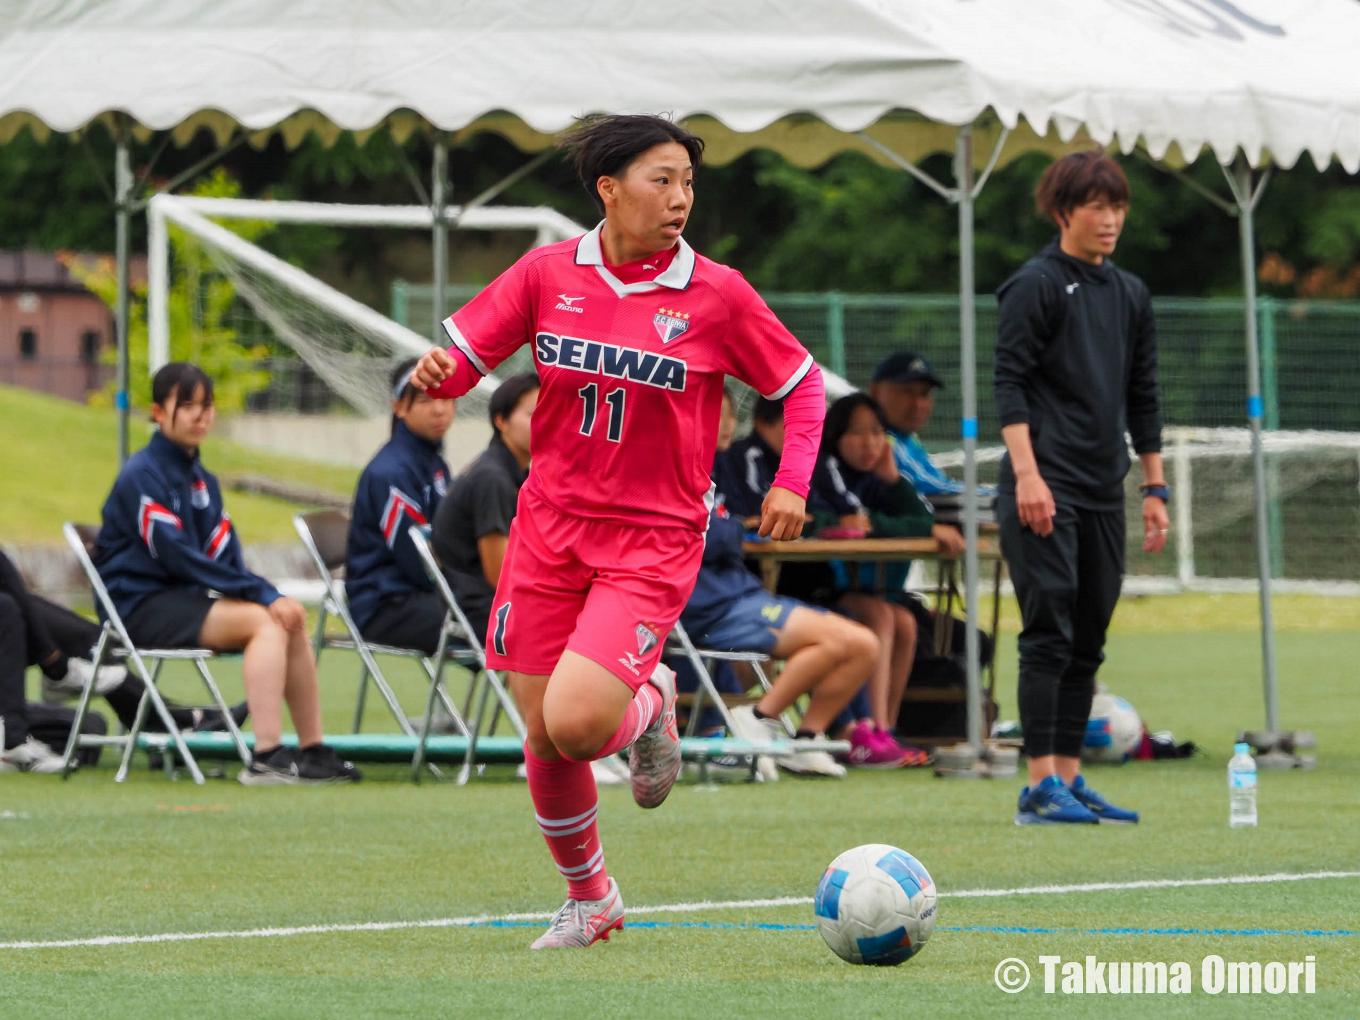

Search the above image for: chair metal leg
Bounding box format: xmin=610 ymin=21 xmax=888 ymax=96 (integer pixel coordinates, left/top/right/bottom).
xmin=115 ymin=682 xmax=153 ymax=782
xmin=458 ymin=667 xmax=495 ymax=786
xmin=62 ymin=625 xmax=111 ymax=777
xmin=356 ymin=647 xmax=416 ymax=737
xmin=352 ymin=664 xmax=370 ymax=734
xmin=191 ymin=657 xmax=251 ymax=766
xmin=411 ymin=659 xmax=448 ymax=783
xmin=137 ymin=663 xmax=206 ymax=785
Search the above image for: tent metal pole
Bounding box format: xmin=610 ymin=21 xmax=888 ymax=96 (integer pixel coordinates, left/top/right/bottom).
xmin=1227 ymin=157 xmax=1280 ymax=734
xmin=115 ymin=118 xmax=133 ymax=464
xmin=954 ymin=125 xmax=984 ymax=753
xmin=432 ymin=135 xmax=449 ymax=344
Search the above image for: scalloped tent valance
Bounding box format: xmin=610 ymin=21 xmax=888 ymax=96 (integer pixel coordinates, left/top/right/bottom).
xmin=1 ymin=0 xmax=1357 ymax=171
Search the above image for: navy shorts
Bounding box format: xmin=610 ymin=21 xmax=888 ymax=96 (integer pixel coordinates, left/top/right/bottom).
xmin=123 ymin=588 xmax=216 ymax=649
xmin=685 ymin=591 xmax=809 ymax=654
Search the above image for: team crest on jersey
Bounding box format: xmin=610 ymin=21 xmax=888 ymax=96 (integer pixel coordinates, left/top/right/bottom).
xmin=636 ymin=623 xmax=659 ymax=657
xmin=433 ymin=470 xmax=448 ymax=498
xmin=653 ymin=307 xmax=690 ymax=344
xmin=190 ymin=479 xmax=210 ymax=510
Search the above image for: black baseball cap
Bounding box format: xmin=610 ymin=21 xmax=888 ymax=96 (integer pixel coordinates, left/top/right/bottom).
xmin=871 ymin=351 xmax=944 ymax=389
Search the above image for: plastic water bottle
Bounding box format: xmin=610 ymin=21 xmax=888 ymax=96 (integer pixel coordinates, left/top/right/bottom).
xmin=1228 ymin=742 xmax=1258 ymax=827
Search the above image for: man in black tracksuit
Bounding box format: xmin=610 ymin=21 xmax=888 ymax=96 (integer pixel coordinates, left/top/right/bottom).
xmin=995 ymin=149 xmax=1168 ymax=826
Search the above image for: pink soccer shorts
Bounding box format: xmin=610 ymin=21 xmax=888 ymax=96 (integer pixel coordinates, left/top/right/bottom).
xmin=483 ymin=492 xmax=704 ymax=690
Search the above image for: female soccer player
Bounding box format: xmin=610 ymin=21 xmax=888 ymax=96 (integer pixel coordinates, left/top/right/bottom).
xmin=412 ymin=114 xmax=824 ymax=948
xmin=95 ymin=362 xmax=359 ymax=785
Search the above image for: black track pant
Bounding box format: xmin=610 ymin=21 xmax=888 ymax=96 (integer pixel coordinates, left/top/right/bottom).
xmin=0 ymin=551 xmax=197 ymax=744
xmin=999 ymin=493 xmax=1124 ymax=760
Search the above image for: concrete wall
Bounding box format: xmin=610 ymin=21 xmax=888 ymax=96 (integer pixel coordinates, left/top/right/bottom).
xmin=222 ymin=413 xmax=493 ymax=472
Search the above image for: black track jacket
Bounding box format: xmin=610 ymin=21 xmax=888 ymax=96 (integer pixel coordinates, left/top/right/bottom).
xmin=994 ymin=242 xmax=1162 ymax=510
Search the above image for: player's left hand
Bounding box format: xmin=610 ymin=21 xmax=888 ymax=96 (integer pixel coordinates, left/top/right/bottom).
xmin=759 ymin=486 xmax=807 ymax=541
xmin=1142 ymin=495 xmax=1170 ymax=553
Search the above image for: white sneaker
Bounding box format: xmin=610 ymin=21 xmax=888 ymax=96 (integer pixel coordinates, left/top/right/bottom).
xmin=591 ymin=756 xmax=630 ymax=787
xmin=514 ymin=759 xmax=628 ymax=787
xmin=530 ymin=877 xmax=625 ymax=949
xmin=0 ymin=736 xmax=67 ymax=774
xmin=628 ymin=664 xmax=683 ymax=809
xmin=781 ymin=744 xmax=848 ymax=778
xmin=41 ymin=657 xmax=126 ymax=703
xmin=728 ymin=705 xmax=780 ymax=783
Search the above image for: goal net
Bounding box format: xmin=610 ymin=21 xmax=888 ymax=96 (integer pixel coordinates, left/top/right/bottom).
xmin=147 ymin=194 xmax=584 ymax=470
xmin=933 ymin=428 xmax=1360 ymax=594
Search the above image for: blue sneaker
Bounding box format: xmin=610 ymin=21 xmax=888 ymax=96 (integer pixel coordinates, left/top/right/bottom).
xmin=1070 ymin=774 xmax=1139 ymax=824
xmin=1015 ymin=774 xmax=1099 ymax=825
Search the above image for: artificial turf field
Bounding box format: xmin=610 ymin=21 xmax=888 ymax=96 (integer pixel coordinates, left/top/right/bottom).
xmin=1 ymin=594 xmax=1357 ymax=1019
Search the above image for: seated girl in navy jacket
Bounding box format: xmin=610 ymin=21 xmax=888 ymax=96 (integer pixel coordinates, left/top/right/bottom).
xmin=345 ymin=359 xmax=454 ymax=655
xmin=95 ymin=362 xmax=358 ymax=785
xmin=806 ymin=393 xmax=942 ymax=767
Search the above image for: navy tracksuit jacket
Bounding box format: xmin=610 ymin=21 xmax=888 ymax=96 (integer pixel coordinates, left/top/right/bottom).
xmin=94 ymin=431 xmax=280 ymax=622
xmin=344 ymin=421 xmax=450 ymax=630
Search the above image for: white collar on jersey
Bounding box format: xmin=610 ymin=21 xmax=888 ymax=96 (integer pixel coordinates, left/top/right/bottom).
xmin=574 ymin=220 xmax=696 ymax=298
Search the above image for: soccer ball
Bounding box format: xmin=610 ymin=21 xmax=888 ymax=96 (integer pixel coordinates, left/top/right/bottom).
xmin=1082 ymin=692 xmax=1144 ymax=763
xmin=814 ymin=844 xmax=937 ymax=966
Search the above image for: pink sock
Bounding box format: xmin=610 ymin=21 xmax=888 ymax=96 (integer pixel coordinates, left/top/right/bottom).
xmin=590 ymin=682 xmax=663 ymax=760
xmin=525 ymin=746 xmax=610 ymax=901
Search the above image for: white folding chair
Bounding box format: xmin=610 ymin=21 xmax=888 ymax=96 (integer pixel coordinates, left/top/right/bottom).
xmin=293 ymin=511 xmax=473 ymax=759
xmin=59 ymin=522 xmax=252 ymax=784
xmin=408 ymin=526 xmax=525 ymax=783
xmin=668 ymin=620 xmax=798 ymax=737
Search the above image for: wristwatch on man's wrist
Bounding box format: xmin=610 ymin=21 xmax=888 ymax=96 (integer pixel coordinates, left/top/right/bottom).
xmin=1140 ymin=483 xmax=1171 ymax=502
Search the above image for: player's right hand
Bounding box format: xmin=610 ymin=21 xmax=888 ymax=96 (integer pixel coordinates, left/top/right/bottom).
xmin=412 ymin=346 xmax=455 ymax=391
xmin=1015 ymin=471 xmax=1056 ymax=537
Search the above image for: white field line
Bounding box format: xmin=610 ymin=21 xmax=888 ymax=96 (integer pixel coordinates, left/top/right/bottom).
xmin=3 ymin=870 xmax=1357 ymax=951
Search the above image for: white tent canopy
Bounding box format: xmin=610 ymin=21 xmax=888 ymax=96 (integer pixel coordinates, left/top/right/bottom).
xmin=3 ymin=0 xmax=1360 ymax=171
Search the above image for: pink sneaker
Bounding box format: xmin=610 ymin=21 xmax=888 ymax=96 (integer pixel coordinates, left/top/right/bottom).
xmin=845 ymin=722 xmax=905 ymax=768
xmin=873 ymin=727 xmax=931 ymax=768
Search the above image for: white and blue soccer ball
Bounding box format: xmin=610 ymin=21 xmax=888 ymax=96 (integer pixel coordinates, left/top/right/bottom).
xmin=814 ymin=844 xmax=937 ymax=966
xmin=1083 ymin=691 xmax=1144 ymax=763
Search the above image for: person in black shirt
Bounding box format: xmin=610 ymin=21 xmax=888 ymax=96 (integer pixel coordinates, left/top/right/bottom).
xmin=994 ymin=149 xmax=1168 ymax=826
xmin=432 ymin=372 xmax=539 ymax=644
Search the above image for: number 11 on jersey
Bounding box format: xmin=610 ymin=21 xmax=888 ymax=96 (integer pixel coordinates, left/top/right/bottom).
xmin=577 ymin=383 xmax=626 ymax=443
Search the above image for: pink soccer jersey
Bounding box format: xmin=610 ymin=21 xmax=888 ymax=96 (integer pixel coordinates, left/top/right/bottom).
xmin=442 ymin=223 xmax=815 ymax=532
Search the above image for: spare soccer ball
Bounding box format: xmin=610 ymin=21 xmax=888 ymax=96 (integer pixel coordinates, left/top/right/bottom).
xmin=1083 ymin=692 xmax=1144 ymax=763
xmin=814 ymin=844 xmax=937 ymax=966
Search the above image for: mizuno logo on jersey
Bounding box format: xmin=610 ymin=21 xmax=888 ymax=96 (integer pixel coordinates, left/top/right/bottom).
xmin=653 ymin=307 xmax=689 ymax=344
xmin=535 ymin=332 xmax=687 ymax=391
xmin=555 ymin=294 xmax=586 ymax=313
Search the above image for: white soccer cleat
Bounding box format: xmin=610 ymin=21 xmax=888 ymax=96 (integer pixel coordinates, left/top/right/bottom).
xmin=530 ymin=877 xmax=625 ymax=949
xmin=0 ymin=736 xmax=67 ymax=774
xmin=628 ymin=664 xmax=682 ymax=809
xmin=727 ymin=704 xmax=780 ymax=783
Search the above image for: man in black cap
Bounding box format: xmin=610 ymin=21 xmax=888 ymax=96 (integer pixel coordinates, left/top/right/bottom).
xmin=869 ymin=352 xmax=987 ymax=555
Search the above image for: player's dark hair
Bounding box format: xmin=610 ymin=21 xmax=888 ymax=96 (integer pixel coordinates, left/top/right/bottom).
xmin=753 ymin=396 xmax=785 ymax=426
xmin=560 ymin=114 xmax=705 ymax=216
xmin=151 ymin=362 xmax=214 ymax=423
xmin=390 ymin=357 xmax=419 ymax=436
xmin=1035 ymin=148 xmax=1130 ymax=227
xmin=489 ymin=371 xmax=540 ymax=432
xmin=820 ymin=393 xmax=890 ymax=461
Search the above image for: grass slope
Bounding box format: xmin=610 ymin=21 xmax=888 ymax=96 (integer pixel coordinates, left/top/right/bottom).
xmin=0 ymin=383 xmax=357 ymax=543
xmin=2 ymin=602 xmax=1357 ymax=1019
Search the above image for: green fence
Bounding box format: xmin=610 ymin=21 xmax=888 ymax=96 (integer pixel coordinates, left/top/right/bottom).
xmin=392 ymin=284 xmax=1359 ymax=447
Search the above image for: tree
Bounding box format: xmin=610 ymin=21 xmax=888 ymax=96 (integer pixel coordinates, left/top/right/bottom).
xmin=61 ymin=170 xmax=271 ymax=412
